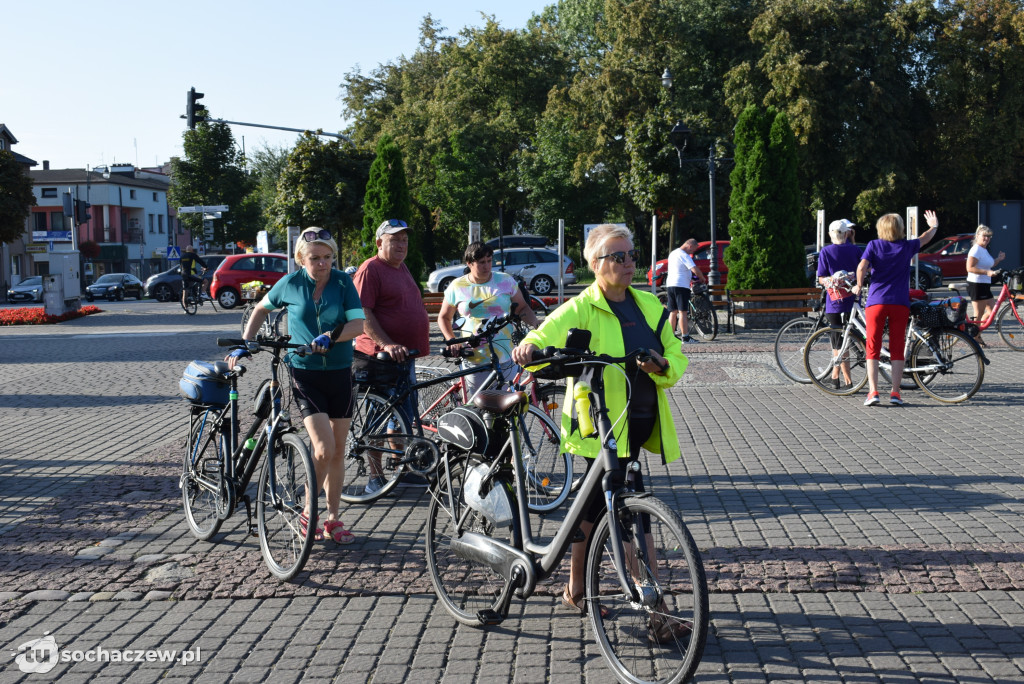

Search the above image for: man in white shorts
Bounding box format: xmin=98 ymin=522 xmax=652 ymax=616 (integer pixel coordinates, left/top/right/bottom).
xmin=665 ymin=238 xmax=706 ymax=344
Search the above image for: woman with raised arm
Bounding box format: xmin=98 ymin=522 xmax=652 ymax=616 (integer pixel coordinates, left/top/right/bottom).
xmin=226 ymin=228 xmax=364 ymax=544
xmin=511 ymin=223 xmax=687 ymax=643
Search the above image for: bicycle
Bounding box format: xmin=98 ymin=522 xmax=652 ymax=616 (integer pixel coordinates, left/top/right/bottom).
xmin=946 ymin=267 xmax=1024 ymax=350
xmin=656 ymin=283 xmax=717 ymax=341
xmin=340 ymin=313 xmax=573 ymax=513
xmin=181 ymin=274 xmax=217 ymax=316
xmin=773 ymin=287 xmax=828 ymax=383
xmin=178 ymin=336 xmax=317 ymax=581
xmin=802 ymin=275 xmax=988 ymax=403
xmin=239 ymin=281 xmax=289 ymax=339
xmin=425 ymin=332 xmax=709 ymax=683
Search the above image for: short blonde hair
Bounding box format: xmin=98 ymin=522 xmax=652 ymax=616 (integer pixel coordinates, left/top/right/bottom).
xmin=876 ymin=214 xmax=905 ymax=242
xmin=295 ymin=227 xmax=338 ymax=265
xmin=974 ymin=224 xmax=993 ymax=245
xmin=584 ymin=224 xmax=633 ymax=270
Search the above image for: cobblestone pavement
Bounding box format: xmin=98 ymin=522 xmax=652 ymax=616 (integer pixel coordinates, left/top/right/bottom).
xmin=1 ymin=305 xmax=1023 ymax=682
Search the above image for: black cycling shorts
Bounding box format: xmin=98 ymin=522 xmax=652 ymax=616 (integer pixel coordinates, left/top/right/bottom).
xmin=291 ymin=367 xmax=354 ymax=420
xmin=580 ymin=413 xmax=656 ymax=529
xmin=967 ymin=282 xmax=993 ymax=302
xmin=666 ymin=287 xmax=691 ymax=312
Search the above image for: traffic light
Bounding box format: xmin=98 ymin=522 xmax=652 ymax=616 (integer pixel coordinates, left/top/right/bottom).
xmin=62 ymin=192 xmax=74 ymax=218
xmin=73 ymin=199 xmax=91 ymax=225
xmin=186 ymin=87 xmax=206 ymax=129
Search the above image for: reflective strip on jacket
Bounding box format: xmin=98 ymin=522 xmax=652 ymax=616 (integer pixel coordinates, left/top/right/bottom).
xmin=521 ymin=283 xmax=687 ymax=463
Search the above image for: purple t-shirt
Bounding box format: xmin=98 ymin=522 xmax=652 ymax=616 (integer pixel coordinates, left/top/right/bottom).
xmin=817 ymin=243 xmax=862 ymax=314
xmin=861 ymin=238 xmax=921 ymax=308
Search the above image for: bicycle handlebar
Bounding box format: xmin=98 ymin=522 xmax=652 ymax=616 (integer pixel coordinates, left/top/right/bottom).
xmin=217 ymin=337 xmax=310 ymax=356
xmin=443 ymin=311 xmax=517 ymax=348
xmin=525 ymin=345 xmax=649 ymax=380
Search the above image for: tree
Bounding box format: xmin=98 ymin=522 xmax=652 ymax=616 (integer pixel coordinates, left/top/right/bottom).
xmin=169 ymin=118 xmax=256 ymax=247
xmin=361 ymin=134 xmax=424 ymax=279
xmin=0 ymin=151 xmax=36 ymax=244
xmin=270 ymin=132 xmax=372 ymax=265
xmin=725 ymin=106 xmax=806 ymax=289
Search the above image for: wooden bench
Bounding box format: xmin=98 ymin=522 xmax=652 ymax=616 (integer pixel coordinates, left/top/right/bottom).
xmin=423 ymin=292 xmax=445 ymax=321
xmin=727 ymin=287 xmax=820 ymax=332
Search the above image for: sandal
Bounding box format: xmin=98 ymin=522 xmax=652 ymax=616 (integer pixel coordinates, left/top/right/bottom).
xmin=299 ymin=512 xmax=322 ymax=542
xmin=648 ymin=613 xmax=693 ymax=644
xmin=323 ymin=520 xmax=355 ymax=545
xmin=560 ymin=585 xmax=609 ymax=618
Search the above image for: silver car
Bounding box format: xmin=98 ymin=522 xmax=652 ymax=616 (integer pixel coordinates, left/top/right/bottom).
xmin=426 ymin=248 xmax=576 ymax=295
xmin=6 ymin=276 xmax=44 ymax=303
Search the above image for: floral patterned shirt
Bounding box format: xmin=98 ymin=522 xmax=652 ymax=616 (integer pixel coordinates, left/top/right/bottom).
xmin=443 ymin=272 xmax=518 ymax=365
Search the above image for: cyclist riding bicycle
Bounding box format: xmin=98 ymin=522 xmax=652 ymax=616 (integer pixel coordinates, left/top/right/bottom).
xmin=180 ymin=245 xmax=208 ymax=306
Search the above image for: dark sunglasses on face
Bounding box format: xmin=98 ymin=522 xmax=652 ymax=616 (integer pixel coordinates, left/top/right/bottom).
xmin=597 ymin=249 xmax=640 ymax=265
xmin=301 ymin=229 xmax=332 ymax=242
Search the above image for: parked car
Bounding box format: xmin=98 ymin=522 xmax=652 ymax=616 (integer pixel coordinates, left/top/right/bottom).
xmin=426 ymin=247 xmax=575 ymax=295
xmin=7 ymin=276 xmax=45 ymax=303
xmin=648 ymin=241 xmax=731 ymax=287
xmin=210 ymin=253 xmax=289 ymax=308
xmin=85 ymin=273 xmax=144 ymax=301
xmin=485 ymin=235 xmax=549 ymax=249
xmin=807 ymin=244 xmax=944 ymax=290
xmin=144 ymin=254 xmax=229 ymax=302
xmin=918 ymin=234 xmax=974 ymax=279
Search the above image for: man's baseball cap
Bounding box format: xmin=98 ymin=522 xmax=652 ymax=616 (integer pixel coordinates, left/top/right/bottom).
xmin=828 ymin=219 xmax=855 ymax=236
xmin=376 ymin=219 xmax=410 ymax=239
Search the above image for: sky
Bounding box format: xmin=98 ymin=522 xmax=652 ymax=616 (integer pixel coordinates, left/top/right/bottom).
xmin=1 ymin=0 xmax=552 ymax=172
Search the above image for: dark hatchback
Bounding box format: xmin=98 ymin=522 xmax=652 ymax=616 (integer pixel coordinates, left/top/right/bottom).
xmin=143 ymin=254 xmax=229 ymax=302
xmin=85 ymin=273 xmax=144 ymax=301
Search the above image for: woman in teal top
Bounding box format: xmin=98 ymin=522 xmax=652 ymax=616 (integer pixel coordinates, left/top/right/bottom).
xmin=228 ymin=228 xmax=364 ymax=544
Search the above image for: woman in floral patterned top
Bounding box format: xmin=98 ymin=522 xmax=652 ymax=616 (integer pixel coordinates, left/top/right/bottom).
xmin=437 ymin=241 xmax=539 ymax=397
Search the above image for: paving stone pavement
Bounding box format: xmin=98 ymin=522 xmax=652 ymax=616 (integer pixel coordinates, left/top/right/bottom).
xmin=1 ymin=303 xmax=1023 ymax=682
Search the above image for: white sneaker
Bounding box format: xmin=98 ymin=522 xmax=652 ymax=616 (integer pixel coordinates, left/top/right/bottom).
xmin=681 ymin=336 xmax=699 ymax=345
xmin=864 ymin=392 xmax=880 ymax=406
xmin=364 ymin=476 xmax=386 ymax=495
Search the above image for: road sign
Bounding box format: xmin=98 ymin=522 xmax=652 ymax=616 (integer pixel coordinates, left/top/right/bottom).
xmin=167 ymin=246 xmax=182 ymax=260
xmin=178 ymin=205 xmax=229 ymax=214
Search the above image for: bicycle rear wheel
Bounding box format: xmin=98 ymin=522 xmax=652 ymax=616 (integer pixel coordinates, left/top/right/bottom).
xmin=535 ymin=383 xmax=584 ymax=493
xmin=774 ymin=317 xmax=818 ymax=384
xmin=415 ymin=366 xmax=461 ymax=430
xmin=182 ymin=294 xmax=198 ymax=316
xmin=586 ymin=495 xmax=708 ymax=684
xmin=689 ymin=297 xmax=718 ymax=341
xmin=910 ymin=328 xmax=984 ymax=403
xmin=804 ymin=327 xmax=868 ymax=396
xmin=997 ymin=300 xmax=1024 ymax=350
xmin=425 ymin=455 xmax=518 ymax=626
xmin=518 ymin=405 xmax=572 ymax=513
xmin=339 ymin=390 xmax=409 ymax=503
xmin=257 ymin=432 xmax=316 ymax=581
xmin=181 ymin=408 xmax=227 ymax=541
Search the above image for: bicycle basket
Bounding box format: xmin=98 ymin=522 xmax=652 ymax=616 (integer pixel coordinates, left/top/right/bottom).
xmin=1010 ymin=272 xmax=1024 ymax=293
xmin=825 ymin=274 xmax=853 ymax=302
xmin=691 ymin=282 xmax=709 ymax=296
xmin=351 ymin=351 xmax=405 ymax=387
xmin=179 ymin=360 xmax=230 ymax=406
xmin=915 ymin=301 xmax=962 ymax=330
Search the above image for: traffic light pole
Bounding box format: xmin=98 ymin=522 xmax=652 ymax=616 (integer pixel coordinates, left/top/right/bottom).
xmin=207 ymin=118 xmax=350 ymax=142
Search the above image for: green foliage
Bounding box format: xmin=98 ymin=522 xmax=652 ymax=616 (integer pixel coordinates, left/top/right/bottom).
xmin=725 ymin=106 xmax=806 ymax=289
xmin=0 ymin=151 xmax=37 ymax=244
xmin=361 ymin=134 xmax=423 ymax=278
xmin=270 ymin=133 xmax=372 ymax=263
xmin=169 ymin=119 xmax=255 ymax=247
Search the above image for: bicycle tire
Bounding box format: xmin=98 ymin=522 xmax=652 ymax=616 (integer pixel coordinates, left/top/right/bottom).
xmin=339 ymin=390 xmax=410 ymax=504
xmin=518 ymin=404 xmax=572 ymax=513
xmin=773 ymin=317 xmax=819 ymax=384
xmin=182 ymin=295 xmax=198 ymax=316
xmin=530 ymin=295 xmax=550 ymax=318
xmin=535 ymin=383 xmax=585 ymax=493
xmin=689 ymin=297 xmax=718 ymax=341
xmin=586 ymin=495 xmax=709 ymax=684
xmin=909 ymin=328 xmax=984 ymax=403
xmin=997 ymin=300 xmax=1024 ymax=351
xmin=415 ymin=366 xmax=462 ymax=429
xmin=803 ymin=327 xmax=868 ymax=396
xmin=181 ymin=409 xmax=227 ymax=541
xmin=240 ymin=303 xmax=256 ymax=338
xmin=425 ymin=455 xmax=519 ymax=626
xmin=272 ymin=308 xmax=289 ymax=337
xmin=257 ymin=432 xmax=317 ymax=581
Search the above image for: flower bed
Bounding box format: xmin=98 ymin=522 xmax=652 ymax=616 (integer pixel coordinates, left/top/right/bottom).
xmin=0 ymin=305 xmax=103 ymax=326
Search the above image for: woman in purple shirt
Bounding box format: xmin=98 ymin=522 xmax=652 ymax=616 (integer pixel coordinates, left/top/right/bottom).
xmin=851 ymin=210 xmax=938 ymax=406
xmin=816 ymin=219 xmax=862 ymax=388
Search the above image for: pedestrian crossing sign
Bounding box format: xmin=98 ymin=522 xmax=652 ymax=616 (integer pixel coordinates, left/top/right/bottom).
xmin=167 ymin=246 xmax=181 ymax=260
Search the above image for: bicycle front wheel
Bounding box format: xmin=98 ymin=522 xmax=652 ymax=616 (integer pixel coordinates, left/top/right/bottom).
xmin=182 ymin=295 xmax=197 ymax=316
xmin=587 ymin=495 xmax=709 ymax=684
xmin=239 ymin=303 xmax=256 ymax=338
xmin=804 ymin=328 xmax=868 ymax=396
xmin=774 ymin=317 xmax=818 ymax=384
xmin=689 ymin=297 xmax=718 ymax=341
xmin=339 ymin=390 xmax=409 ymax=503
xmin=519 ymin=405 xmax=572 ymax=513
xmin=910 ymin=328 xmax=984 ymax=403
xmin=425 ymin=455 xmax=518 ymax=626
xmin=257 ymin=432 xmax=316 ymax=581
xmin=415 ymin=366 xmax=461 ymax=430
xmin=535 ymin=383 xmax=584 ymax=493
xmin=997 ymin=300 xmax=1024 ymax=350
xmin=181 ymin=410 xmax=227 ymax=541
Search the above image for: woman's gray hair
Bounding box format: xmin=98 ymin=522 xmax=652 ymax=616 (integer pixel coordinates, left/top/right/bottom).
xmin=973 ymin=224 xmax=993 ymax=245
xmin=583 ymin=224 xmax=634 ymax=270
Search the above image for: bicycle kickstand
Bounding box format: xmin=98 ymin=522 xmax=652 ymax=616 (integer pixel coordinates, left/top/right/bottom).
xmin=241 ymin=495 xmax=257 ymax=537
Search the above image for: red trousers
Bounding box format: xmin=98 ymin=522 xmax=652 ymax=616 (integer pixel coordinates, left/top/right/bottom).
xmin=865 ymin=304 xmax=909 ymax=361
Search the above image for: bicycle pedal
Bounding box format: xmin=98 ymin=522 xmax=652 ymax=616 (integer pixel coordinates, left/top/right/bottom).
xmin=476 ymin=609 xmax=503 ymax=626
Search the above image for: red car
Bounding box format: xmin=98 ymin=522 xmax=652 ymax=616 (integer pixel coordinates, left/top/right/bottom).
xmin=917 ymin=234 xmax=974 ymax=279
xmin=210 ymin=253 xmax=290 ymax=309
xmin=648 ymin=240 xmax=730 ymax=287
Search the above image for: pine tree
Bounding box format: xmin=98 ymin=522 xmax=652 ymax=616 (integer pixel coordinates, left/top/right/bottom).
xmin=360 ymin=135 xmax=423 ymax=281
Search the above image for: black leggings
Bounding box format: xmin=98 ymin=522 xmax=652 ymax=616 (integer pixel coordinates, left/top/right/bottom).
xmin=581 ymin=413 xmax=657 ymax=525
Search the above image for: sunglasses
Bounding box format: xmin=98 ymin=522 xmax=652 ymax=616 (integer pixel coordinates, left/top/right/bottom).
xmin=301 ymin=229 xmax=332 ymax=242
xmin=382 ymin=219 xmax=408 ymax=228
xmin=596 ymin=249 xmax=640 ymax=265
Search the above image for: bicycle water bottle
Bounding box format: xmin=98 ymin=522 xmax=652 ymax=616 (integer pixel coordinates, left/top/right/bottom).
xmin=243 ymin=437 xmax=257 ymax=454
xmin=573 ymin=381 xmax=595 ymax=437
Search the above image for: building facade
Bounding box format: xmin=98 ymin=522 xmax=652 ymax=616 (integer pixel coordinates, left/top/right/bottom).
xmin=1 ymin=124 xmax=38 ymax=294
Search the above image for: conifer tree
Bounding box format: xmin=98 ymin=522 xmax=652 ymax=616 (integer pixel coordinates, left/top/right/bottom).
xmin=360 ymin=135 xmax=423 ymax=281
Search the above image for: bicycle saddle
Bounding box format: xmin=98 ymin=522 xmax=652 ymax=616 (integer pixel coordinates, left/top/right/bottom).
xmin=212 ymin=361 xmax=233 ymax=376
xmin=473 ymin=389 xmax=527 ymax=415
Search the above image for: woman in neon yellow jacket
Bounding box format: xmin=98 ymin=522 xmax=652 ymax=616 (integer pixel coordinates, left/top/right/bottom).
xmin=512 ymin=223 xmax=688 ymax=634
